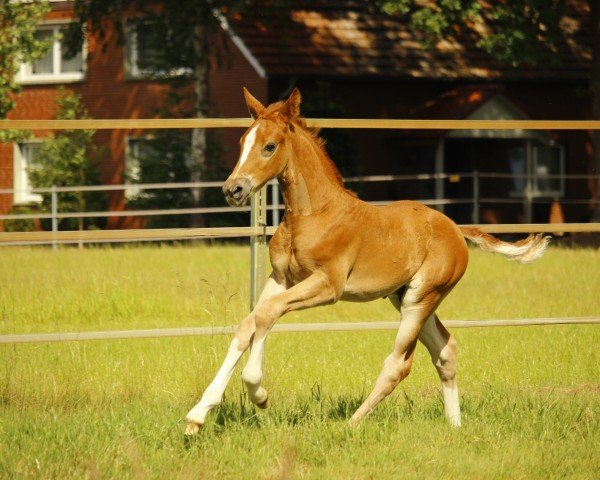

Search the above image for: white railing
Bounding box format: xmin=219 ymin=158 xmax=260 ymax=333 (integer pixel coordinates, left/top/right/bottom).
xmin=2 ymin=172 xmax=598 ymax=245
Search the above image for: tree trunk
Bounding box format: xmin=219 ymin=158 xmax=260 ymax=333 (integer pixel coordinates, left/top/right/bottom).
xmin=590 ymin=0 xmax=600 ymax=221
xmin=190 ymin=22 xmax=210 ymax=228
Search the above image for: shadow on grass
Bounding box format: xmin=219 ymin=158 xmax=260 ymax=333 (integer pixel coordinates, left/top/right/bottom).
xmin=202 ymin=389 xmax=370 ymax=431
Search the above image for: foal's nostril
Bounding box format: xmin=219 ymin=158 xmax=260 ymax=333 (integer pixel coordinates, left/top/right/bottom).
xmin=231 ymin=185 xmax=243 ymax=198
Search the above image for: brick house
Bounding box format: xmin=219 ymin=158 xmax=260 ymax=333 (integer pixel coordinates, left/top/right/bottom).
xmin=1 ymin=0 xmax=594 ymax=228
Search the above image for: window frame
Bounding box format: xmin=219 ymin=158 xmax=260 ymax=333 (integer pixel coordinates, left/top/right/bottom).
xmin=124 ymin=17 xmax=193 ymax=79
xmin=508 ymin=140 xmax=565 ymax=199
xmin=124 ymin=135 xmax=147 ymax=199
xmin=13 ymin=141 xmax=43 ymax=206
xmin=532 ymin=143 xmax=565 ymax=198
xmin=17 ymin=20 xmax=86 ymax=85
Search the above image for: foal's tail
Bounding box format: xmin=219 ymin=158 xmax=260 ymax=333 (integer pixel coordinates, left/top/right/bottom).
xmin=460 ymin=227 xmax=550 ymax=264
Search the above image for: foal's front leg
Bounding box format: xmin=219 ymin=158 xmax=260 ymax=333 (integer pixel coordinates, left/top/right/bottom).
xmin=184 ymin=275 xmax=285 ymax=435
xmin=241 ymin=276 xmax=286 ymax=407
xmin=185 ymin=271 xmax=338 ymax=434
xmin=240 ymin=271 xmax=340 ymax=408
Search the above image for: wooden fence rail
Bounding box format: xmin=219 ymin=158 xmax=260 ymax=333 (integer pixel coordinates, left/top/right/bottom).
xmin=0 ymin=222 xmax=598 ymax=245
xmin=3 ymin=118 xmax=600 ymax=131
xmin=1 ymin=317 xmax=598 ymax=345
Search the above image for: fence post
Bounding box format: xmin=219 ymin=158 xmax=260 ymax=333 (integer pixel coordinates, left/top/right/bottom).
xmin=250 ymin=186 xmax=268 ymax=310
xmin=51 ymin=185 xmax=58 ymax=251
xmin=271 ymin=181 xmax=280 ymax=227
xmin=472 ymin=170 xmax=479 ymax=224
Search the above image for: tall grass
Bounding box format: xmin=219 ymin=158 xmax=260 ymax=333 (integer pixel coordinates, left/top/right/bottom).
xmin=0 ymin=244 xmax=598 ymax=478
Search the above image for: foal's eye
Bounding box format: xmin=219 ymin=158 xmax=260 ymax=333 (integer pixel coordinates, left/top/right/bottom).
xmin=263 ymin=142 xmax=277 ymax=154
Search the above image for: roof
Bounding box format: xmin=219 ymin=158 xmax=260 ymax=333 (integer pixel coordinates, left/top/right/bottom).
xmin=416 ymin=84 xmax=515 ymax=119
xmin=403 ymin=84 xmax=554 ymax=140
xmin=229 ymin=0 xmax=592 ymax=80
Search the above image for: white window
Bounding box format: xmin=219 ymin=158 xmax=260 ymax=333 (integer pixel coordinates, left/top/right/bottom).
xmin=125 ymin=138 xmax=146 ymax=199
xmin=13 ymin=142 xmax=43 ymax=205
xmin=18 ymin=23 xmax=85 ymax=84
xmin=125 ymin=135 xmax=192 ymax=198
xmin=509 ymin=142 xmax=565 ymax=198
xmin=532 ymin=144 xmax=565 ymax=197
xmin=125 ymin=19 xmax=192 ymax=78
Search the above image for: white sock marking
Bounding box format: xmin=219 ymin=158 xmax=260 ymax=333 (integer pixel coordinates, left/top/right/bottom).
xmin=442 ymin=383 xmax=461 ymax=427
xmin=186 ymin=338 xmax=244 ymax=424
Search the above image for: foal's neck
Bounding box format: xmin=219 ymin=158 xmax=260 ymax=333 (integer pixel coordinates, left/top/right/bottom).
xmin=278 ymin=129 xmax=348 ymax=216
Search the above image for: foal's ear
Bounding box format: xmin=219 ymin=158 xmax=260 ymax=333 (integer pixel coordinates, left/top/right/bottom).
xmin=243 ymin=87 xmax=266 ymax=119
xmin=284 ymin=88 xmax=302 ymax=118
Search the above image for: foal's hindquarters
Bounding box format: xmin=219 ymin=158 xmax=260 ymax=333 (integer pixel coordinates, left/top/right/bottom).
xmin=347 ymin=204 xmax=468 ymax=427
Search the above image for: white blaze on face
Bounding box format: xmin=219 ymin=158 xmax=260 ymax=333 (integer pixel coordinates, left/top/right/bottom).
xmin=233 ymin=125 xmax=259 ymax=176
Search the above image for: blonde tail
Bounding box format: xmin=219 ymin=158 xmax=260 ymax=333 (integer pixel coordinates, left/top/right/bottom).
xmin=460 ymin=227 xmax=550 ymax=264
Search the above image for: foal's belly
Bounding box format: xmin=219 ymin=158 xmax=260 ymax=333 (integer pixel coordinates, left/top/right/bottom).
xmin=341 ymin=272 xmax=409 ymax=302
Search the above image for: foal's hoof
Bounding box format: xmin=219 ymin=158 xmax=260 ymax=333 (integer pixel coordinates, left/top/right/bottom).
xmin=184 ymin=421 xmax=202 ymax=436
xmin=256 ymin=397 xmax=269 ymax=409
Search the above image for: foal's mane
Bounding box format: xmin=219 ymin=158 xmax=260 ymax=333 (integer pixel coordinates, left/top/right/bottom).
xmin=264 ymin=101 xmax=348 ymax=191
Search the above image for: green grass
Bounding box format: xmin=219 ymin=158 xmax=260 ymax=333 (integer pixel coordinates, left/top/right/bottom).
xmin=0 ymin=245 xmax=599 ymax=478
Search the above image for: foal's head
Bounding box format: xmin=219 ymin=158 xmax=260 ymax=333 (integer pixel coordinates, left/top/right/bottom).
xmin=222 ymin=87 xmax=302 ymax=206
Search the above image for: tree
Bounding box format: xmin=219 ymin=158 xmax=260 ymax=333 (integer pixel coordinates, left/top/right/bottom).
xmin=28 ymin=89 xmax=107 ymax=231
xmin=65 ymin=1 xmax=251 ymax=227
xmin=0 ymin=0 xmax=50 ymax=141
xmin=377 ymin=0 xmax=599 ymax=220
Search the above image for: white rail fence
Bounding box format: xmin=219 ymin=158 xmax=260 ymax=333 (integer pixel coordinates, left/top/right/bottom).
xmin=2 ymin=317 xmax=599 ymax=345
xmin=2 ymin=172 xmax=599 ymax=247
xmin=1 ymin=117 xmax=599 ymax=344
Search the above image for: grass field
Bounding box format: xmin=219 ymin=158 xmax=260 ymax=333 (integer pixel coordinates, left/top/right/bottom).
xmin=0 ymin=244 xmax=599 ymax=479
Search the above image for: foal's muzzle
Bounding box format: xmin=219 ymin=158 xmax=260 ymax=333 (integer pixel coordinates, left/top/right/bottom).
xmin=222 ymin=176 xmax=253 ymax=206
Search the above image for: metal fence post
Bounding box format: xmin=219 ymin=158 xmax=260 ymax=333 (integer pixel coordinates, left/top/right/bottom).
xmin=51 ymin=185 xmax=58 ymax=251
xmin=250 ymin=186 xmax=267 ymax=310
xmin=472 ymin=170 xmax=479 ymax=224
xmin=271 ymin=181 xmax=280 ymax=227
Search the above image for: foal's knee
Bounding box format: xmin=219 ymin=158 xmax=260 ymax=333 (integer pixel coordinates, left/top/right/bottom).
xmin=234 ymin=315 xmax=256 ymax=351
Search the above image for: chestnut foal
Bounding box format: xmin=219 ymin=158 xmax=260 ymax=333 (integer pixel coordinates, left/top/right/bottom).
xmin=185 ymin=88 xmax=549 ymax=434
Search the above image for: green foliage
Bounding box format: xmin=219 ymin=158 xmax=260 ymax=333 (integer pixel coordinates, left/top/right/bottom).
xmin=27 ymin=89 xmax=107 ymax=230
xmin=125 ymin=90 xmax=244 ymax=228
xmin=125 ymin=130 xmax=196 ymax=229
xmin=477 ymin=0 xmax=566 ymax=67
xmin=65 ymin=1 xmax=256 ymax=228
xmin=0 ymin=0 xmax=50 ymax=142
xmin=2 ymin=205 xmax=36 ymax=232
xmin=377 ymin=0 xmax=566 ymax=67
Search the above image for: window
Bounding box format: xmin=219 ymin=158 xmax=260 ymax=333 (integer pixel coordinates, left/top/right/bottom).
xmin=18 ymin=24 xmax=85 ymax=84
xmin=125 ymin=138 xmax=147 ymax=198
xmin=509 ymin=142 xmax=564 ymax=198
xmin=125 ymin=19 xmax=192 ymax=78
xmin=126 ymin=134 xmax=192 ymax=198
xmin=533 ymin=144 xmax=564 ymax=197
xmin=508 ymin=146 xmax=526 ymax=194
xmin=13 ymin=142 xmax=43 ymax=205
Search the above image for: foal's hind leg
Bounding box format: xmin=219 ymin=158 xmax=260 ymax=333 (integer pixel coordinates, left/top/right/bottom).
xmin=418 ymin=314 xmax=461 ymax=426
xmin=349 ymin=287 xmax=442 ymax=426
